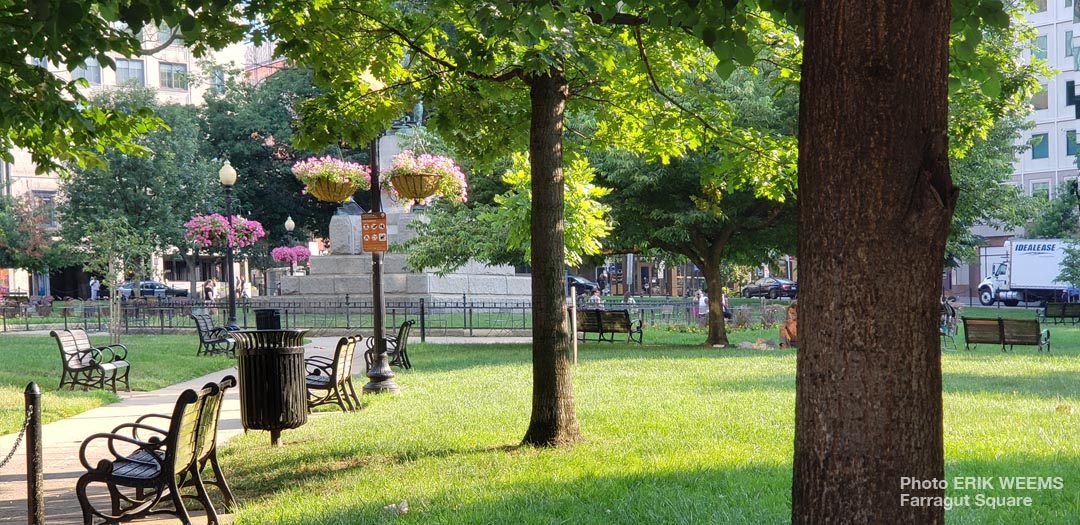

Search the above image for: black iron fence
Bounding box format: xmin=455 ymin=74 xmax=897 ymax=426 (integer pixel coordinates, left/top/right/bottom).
xmin=0 ymin=296 xmax=715 ymax=339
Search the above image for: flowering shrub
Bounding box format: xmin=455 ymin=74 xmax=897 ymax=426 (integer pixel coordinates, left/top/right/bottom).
xmin=271 ymin=245 xmax=312 ymax=264
xmin=382 ymin=150 xmax=467 ymax=210
xmin=291 ymin=156 xmax=372 ymax=191
xmin=184 ymin=213 xmax=266 ymax=249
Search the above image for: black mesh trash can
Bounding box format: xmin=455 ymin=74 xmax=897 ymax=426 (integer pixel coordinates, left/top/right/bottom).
xmin=234 ymin=329 xmax=308 ymax=446
xmin=254 ymin=308 xmax=282 ymax=330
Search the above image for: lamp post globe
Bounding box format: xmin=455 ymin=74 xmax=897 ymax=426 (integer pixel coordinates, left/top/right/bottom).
xmin=284 ymin=216 xmax=296 ymax=275
xmin=219 ymin=160 xmax=239 ymax=330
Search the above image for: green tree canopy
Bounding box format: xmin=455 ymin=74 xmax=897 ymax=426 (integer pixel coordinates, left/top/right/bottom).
xmin=58 ymin=86 xmax=218 ymax=278
xmin=3 ymin=0 xmax=249 ymax=173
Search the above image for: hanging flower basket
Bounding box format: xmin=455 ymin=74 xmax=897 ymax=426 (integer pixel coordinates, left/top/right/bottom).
xmin=292 ymin=156 xmax=371 ymax=203
xmin=382 ymin=150 xmax=468 ymax=211
xmin=184 ymin=213 xmax=266 ymax=249
xmin=389 ymin=172 xmax=441 ymax=200
xmin=307 ymin=179 xmax=360 ymax=202
xmin=271 ymin=245 xmax=312 ymax=264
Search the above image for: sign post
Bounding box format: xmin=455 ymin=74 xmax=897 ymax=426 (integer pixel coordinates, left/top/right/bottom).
xmin=361 ymin=212 xmax=388 ymax=253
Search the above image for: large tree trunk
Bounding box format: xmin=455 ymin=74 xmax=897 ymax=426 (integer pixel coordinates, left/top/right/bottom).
xmin=522 ymin=70 xmax=581 ymax=447
xmin=700 ymin=256 xmax=728 ymax=347
xmin=792 ymin=2 xmax=957 ymax=523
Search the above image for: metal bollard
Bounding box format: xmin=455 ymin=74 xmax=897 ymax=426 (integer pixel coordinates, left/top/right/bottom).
xmin=26 ymin=382 xmax=42 ymax=525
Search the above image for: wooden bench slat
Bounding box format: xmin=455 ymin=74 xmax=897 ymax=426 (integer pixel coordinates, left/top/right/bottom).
xmin=962 ymin=317 xmax=1050 ymax=353
xmin=572 ymin=309 xmax=643 ymax=344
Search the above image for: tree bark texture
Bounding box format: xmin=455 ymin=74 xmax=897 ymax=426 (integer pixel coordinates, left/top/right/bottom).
xmin=792 ymin=2 xmax=957 ymax=523
xmin=522 ymin=70 xmax=581 ymax=447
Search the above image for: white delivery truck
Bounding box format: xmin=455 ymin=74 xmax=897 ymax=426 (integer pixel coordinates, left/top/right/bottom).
xmin=978 ymin=239 xmax=1076 ymax=306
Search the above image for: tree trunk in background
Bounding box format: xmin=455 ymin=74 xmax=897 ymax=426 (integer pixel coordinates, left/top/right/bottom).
xmin=522 ymin=70 xmax=581 ymax=447
xmin=792 ymin=2 xmax=956 ymax=523
xmin=701 ymin=259 xmax=728 ymax=347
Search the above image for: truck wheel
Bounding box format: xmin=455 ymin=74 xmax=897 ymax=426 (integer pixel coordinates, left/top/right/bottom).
xmin=1004 ymin=299 xmax=1020 ymax=307
xmin=979 ymin=289 xmax=995 ymax=306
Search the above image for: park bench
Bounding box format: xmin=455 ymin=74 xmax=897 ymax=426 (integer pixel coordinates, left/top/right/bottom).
xmin=365 ymin=320 xmax=414 ymax=370
xmin=75 ymin=376 xmax=236 ymax=524
xmin=307 ymin=335 xmax=363 ymax=412
xmin=1037 ymin=302 xmax=1080 ymax=325
xmin=50 ymin=329 xmax=131 ymax=393
xmin=132 ymin=375 xmax=238 ymax=514
xmin=962 ymin=317 xmax=1050 ymax=353
xmin=575 ymin=309 xmax=643 ymax=344
xmin=190 ymin=313 xmax=235 ymax=356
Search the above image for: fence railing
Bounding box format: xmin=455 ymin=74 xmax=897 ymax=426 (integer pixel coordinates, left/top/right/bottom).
xmin=0 ymin=296 xmax=719 ymax=338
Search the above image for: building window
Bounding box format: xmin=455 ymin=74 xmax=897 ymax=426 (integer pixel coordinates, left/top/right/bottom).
xmin=157 ymin=22 xmax=183 ymax=45
xmin=1069 ymin=31 xmax=1076 ymax=57
xmin=1034 ymin=0 xmax=1047 ymax=11
xmin=1031 ymin=181 xmax=1050 ymax=200
xmin=1070 ymin=0 xmax=1075 ymax=7
xmin=1034 ymin=35 xmax=1048 ymax=60
xmin=1068 ymin=130 xmax=1079 ymax=156
xmin=159 ymin=62 xmax=187 ymax=89
xmin=1032 ymin=133 xmax=1049 ymax=159
xmin=30 ymin=191 xmax=57 ymax=227
xmin=209 ymin=67 xmax=225 ymax=92
xmin=1033 ymin=84 xmax=1049 ymax=110
xmin=115 ymin=59 xmax=144 ymax=86
xmin=72 ymin=57 xmax=101 ymax=84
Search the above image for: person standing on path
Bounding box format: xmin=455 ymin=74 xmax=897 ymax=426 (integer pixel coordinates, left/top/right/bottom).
xmin=89 ymin=276 xmax=100 ymax=301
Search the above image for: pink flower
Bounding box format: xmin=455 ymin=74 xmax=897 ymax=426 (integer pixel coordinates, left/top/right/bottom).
xmin=184 ymin=213 xmax=266 ymax=249
xmin=271 ymin=245 xmax=311 ymax=263
xmin=381 ymin=150 xmax=468 ymax=210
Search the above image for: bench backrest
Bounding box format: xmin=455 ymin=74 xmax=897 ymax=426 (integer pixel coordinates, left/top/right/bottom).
xmin=330 ymin=336 xmax=360 ymax=384
xmin=50 ymin=330 xmax=86 ymax=368
xmin=164 ymin=385 xmax=214 ymax=479
xmin=1001 ymin=318 xmax=1042 ymax=345
xmin=191 ymin=313 xmax=218 ymax=340
xmin=195 ymin=376 xmax=236 ymax=464
xmin=1044 ymin=303 xmax=1066 ymax=317
xmin=69 ymin=329 xmax=96 ymax=352
xmin=599 ymin=310 xmax=634 ymax=333
xmin=962 ymin=317 xmax=1002 ymax=344
xmin=396 ymin=320 xmax=414 ymax=345
xmin=575 ymin=309 xmax=602 ymax=332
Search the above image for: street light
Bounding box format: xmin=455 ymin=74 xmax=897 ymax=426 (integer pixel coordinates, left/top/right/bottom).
xmin=219 ymin=160 xmax=239 ymax=331
xmin=284 ymin=216 xmax=296 ymax=276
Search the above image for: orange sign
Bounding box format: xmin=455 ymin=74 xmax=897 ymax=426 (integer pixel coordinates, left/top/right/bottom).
xmin=361 ymin=212 xmax=388 ymax=252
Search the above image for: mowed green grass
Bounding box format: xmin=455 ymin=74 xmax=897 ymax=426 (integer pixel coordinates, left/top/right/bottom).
xmin=0 ymin=333 xmax=235 ymax=432
xmin=222 ymin=320 xmax=1080 ymax=524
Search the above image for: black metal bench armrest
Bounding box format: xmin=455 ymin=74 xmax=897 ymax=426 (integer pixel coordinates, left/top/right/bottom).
xmin=1041 ymin=329 xmax=1050 ymax=345
xmin=306 ymin=356 xmax=333 ymax=376
xmin=96 ymin=343 xmax=128 ymax=361
xmin=128 ymin=416 xmax=171 ymax=440
xmin=78 ymin=432 xmax=163 ymax=472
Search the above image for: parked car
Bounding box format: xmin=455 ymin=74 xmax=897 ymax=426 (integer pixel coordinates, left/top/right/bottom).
xmin=741 ymin=277 xmax=797 ymax=299
xmin=116 ymin=280 xmax=190 ymax=298
xmin=567 ymin=275 xmax=599 ymax=293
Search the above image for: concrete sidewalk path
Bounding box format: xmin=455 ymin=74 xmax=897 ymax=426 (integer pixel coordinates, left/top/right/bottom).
xmin=0 ymin=334 xmax=531 ymax=524
xmin=0 ymin=336 xmax=350 ymax=524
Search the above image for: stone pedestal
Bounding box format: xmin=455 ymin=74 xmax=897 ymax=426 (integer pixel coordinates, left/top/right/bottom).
xmin=328 ymin=215 xmax=362 ymax=255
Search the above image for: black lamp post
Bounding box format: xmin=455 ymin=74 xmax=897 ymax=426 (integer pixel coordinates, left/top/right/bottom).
xmin=284 ymin=216 xmax=296 ymax=276
xmin=364 ymin=134 xmax=398 ymax=393
xmin=219 ymin=160 xmax=239 ymax=331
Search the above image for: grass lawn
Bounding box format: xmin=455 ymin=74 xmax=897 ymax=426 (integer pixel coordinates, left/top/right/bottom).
xmin=0 ymin=333 xmax=235 ymax=433
xmin=221 ymin=321 xmax=1080 ymax=524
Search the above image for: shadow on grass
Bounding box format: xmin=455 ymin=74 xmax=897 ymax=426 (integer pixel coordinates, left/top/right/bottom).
xmin=224 ymin=443 xmax=793 ymax=524
xmin=943 ymin=371 xmax=1080 ymax=399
